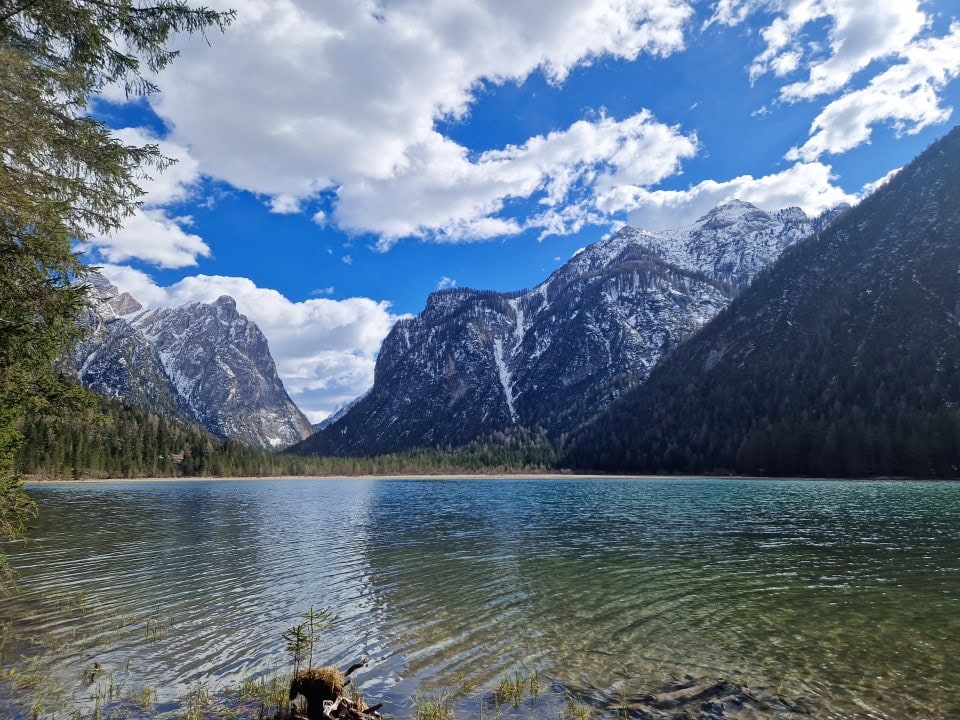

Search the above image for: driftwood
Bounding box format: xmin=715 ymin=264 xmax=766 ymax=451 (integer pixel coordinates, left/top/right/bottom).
xmin=320 ymin=694 xmax=382 ymax=720
xmin=290 ymin=660 xmax=381 ymax=720
xmin=343 ymin=659 xmax=368 ymax=679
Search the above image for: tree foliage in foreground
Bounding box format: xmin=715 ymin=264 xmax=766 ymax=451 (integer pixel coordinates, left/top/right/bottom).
xmin=17 ymin=395 xmax=564 ymax=479
xmin=0 ymin=0 xmax=233 ymax=587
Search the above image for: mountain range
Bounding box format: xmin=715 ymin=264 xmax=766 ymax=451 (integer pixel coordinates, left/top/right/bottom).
xmin=567 ymin=126 xmax=960 ymax=477
xmin=73 ymin=277 xmax=313 ymax=449
xmin=296 ymin=199 xmax=844 ymax=457
xmin=58 ymin=127 xmax=960 ymax=480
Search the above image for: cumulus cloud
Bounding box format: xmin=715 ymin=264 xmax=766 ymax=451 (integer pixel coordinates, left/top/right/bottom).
xmin=608 ymin=161 xmax=857 ymax=230
xmin=787 ymin=23 xmax=960 ymax=161
xmin=860 ymin=165 xmax=902 ymax=198
xmin=705 ymin=2 xmax=959 ymax=167
xmin=707 ymin=0 xmax=928 ymax=100
xmin=436 ymin=276 xmax=457 ymax=290
xmin=89 ymin=127 xmax=211 ymax=268
xmin=335 ymin=111 xmax=697 ymax=247
xmin=139 ymin=0 xmax=694 ymax=243
xmin=98 ymin=266 xmax=403 ymax=421
xmin=269 ymin=193 xmax=302 ymax=214
xmin=94 ymin=210 xmax=210 ymax=268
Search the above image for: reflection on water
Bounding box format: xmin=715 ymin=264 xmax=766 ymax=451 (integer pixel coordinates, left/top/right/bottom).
xmin=1 ymin=478 xmax=959 ymax=719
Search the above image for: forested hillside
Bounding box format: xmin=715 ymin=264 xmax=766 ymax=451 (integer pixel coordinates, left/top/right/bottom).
xmin=567 ymin=127 xmax=960 ymax=479
xmin=16 ymin=397 xmax=561 ymax=479
xmin=301 ymin=201 xmax=814 ymax=457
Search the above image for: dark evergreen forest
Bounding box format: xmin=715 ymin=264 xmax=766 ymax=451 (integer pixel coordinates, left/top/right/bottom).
xmin=566 ymin=128 xmax=960 ymax=479
xmin=16 ymin=395 xmax=561 ymax=478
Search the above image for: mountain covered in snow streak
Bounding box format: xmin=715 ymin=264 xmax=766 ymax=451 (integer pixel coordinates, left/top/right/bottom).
xmin=297 ymin=200 xmax=833 ymax=457
xmin=73 ymin=276 xmax=313 ymax=449
xmin=567 ymin=127 xmax=960 ymax=477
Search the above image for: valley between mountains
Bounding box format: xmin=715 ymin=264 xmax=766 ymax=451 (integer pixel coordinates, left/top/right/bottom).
xmin=42 ymin=127 xmax=960 ymax=479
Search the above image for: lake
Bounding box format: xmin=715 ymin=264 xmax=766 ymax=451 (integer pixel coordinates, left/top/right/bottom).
xmin=1 ymin=478 xmax=958 ymax=719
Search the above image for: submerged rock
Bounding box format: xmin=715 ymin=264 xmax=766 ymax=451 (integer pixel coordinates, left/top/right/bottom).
xmin=578 ymin=676 xmax=814 ymax=719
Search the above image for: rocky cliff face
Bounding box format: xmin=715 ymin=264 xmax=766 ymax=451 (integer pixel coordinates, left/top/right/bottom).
xmin=73 ymin=277 xmax=313 ymax=449
xmin=298 ymin=200 xmax=824 ymax=457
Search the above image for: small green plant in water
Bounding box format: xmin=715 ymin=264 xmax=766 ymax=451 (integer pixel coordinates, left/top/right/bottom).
xmin=302 ymin=607 xmax=337 ymax=669
xmin=130 ymin=685 xmax=156 ymax=712
xmin=413 ymin=691 xmax=454 ymax=720
xmin=282 ymin=623 xmax=310 ymax=674
xmin=82 ymin=662 xmax=105 ymax=684
xmin=349 ymin=681 xmax=366 ymax=708
xmin=565 ymin=693 xmax=591 ymax=720
xmin=528 ymin=671 xmax=540 ymax=698
xmin=614 ymin=684 xmax=629 ymax=720
xmin=238 ymin=672 xmax=292 ymax=717
xmin=497 ymin=670 xmax=526 ymax=707
xmin=283 ymin=606 xmax=337 ymax=674
xmin=182 ymin=683 xmax=213 ymax=720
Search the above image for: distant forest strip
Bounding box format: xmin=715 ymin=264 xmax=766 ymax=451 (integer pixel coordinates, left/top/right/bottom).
xmin=15 ymin=396 xmax=563 ymax=479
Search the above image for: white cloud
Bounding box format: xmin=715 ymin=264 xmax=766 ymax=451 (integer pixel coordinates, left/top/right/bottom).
xmin=95 ymin=209 xmax=210 ymax=268
xmin=342 ymin=254 xmax=353 ymax=265
xmin=436 ymin=276 xmax=457 ymax=290
xmin=708 ymin=1 xmax=928 ymax=100
xmin=311 ymin=210 xmax=327 ymax=226
xmin=706 ymin=2 xmax=960 ymax=164
xmin=607 ymin=161 xmax=857 ymax=230
xmin=311 ymin=286 xmax=336 ymax=296
xmin=860 ymin=165 xmax=902 ymax=197
xmin=114 ymin=127 xmax=201 ymax=205
xmin=98 ymin=265 xmax=402 ymax=421
xmin=269 ymin=193 xmax=302 ymax=214
xmin=335 ymin=111 xmax=697 ymax=247
xmin=140 ymin=0 xmax=694 ymax=243
xmin=90 ymin=128 xmax=211 ymax=268
xmin=703 ymin=0 xmax=754 ymax=29
xmin=787 ymin=23 xmax=960 ymax=161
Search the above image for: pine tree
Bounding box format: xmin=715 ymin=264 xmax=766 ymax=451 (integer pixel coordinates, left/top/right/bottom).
xmin=1 ymin=0 xmax=233 ymax=588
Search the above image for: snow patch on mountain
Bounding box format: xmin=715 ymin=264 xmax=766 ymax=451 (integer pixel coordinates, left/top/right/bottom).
xmin=298 ymin=200 xmax=828 ymax=456
xmin=73 ymin=277 xmax=313 ymax=449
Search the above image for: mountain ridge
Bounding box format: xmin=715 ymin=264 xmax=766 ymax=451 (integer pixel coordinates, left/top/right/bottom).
xmin=296 ymin=198 xmax=827 ymax=457
xmin=566 ymin=127 xmax=960 ymax=477
xmin=73 ymin=278 xmax=313 ymax=449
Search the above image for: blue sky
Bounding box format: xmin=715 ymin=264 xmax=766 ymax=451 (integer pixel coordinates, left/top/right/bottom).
xmin=89 ymin=0 xmax=960 ymax=421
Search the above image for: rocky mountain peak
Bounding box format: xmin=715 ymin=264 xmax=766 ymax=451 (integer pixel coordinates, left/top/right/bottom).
xmin=110 ymin=292 xmax=143 ymax=317
xmin=296 ymin=199 xmax=833 ymax=457
xmin=73 ymin=276 xmax=313 ymax=449
xmin=213 ymin=295 xmax=238 ymax=313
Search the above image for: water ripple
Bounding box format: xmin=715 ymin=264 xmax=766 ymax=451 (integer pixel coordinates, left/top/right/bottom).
xmin=1 ymin=478 xmax=958 ymax=719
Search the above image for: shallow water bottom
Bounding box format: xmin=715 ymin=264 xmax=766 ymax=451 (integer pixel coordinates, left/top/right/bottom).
xmin=1 ymin=478 xmax=958 ymax=719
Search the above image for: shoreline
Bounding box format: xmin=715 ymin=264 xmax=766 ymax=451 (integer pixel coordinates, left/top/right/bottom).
xmin=23 ymin=473 xmax=955 ymax=485
xmin=24 ymin=472 xmax=662 ymax=485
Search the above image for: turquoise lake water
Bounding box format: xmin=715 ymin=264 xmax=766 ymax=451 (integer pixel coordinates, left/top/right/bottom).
xmin=1 ymin=478 xmax=958 ymax=719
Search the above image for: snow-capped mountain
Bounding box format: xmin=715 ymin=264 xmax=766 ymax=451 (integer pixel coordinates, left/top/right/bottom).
xmin=73 ymin=276 xmax=313 ymax=449
xmin=297 ymin=199 xmax=831 ymax=457
xmin=566 ymin=127 xmax=959 ymax=477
